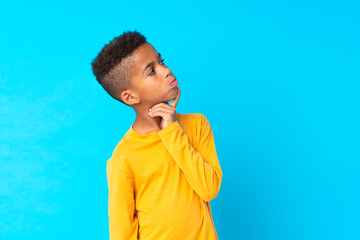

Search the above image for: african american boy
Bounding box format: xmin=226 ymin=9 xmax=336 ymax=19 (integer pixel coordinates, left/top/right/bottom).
xmin=91 ymin=30 xmax=223 ymax=240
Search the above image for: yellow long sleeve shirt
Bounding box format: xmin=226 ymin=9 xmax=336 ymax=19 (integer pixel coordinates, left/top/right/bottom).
xmin=106 ymin=112 xmax=223 ymax=240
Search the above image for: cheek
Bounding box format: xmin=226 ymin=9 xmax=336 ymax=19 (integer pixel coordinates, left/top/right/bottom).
xmin=138 ymin=84 xmax=157 ymax=101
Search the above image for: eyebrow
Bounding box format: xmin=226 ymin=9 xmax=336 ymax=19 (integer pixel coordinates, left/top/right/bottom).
xmin=142 ymin=53 xmax=162 ymax=75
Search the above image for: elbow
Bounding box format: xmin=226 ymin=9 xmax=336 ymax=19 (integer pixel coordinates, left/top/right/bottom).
xmin=200 ymin=176 xmax=222 ymax=202
xmin=201 ymin=189 xmax=219 ymax=202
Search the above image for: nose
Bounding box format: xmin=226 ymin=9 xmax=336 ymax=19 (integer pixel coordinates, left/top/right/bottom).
xmin=163 ymin=65 xmax=172 ymax=79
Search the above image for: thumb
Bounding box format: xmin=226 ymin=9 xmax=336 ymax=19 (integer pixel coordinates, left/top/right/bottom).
xmin=170 ymin=87 xmax=181 ymax=108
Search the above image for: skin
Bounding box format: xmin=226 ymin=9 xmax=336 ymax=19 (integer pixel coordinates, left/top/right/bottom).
xmin=120 ymin=42 xmax=181 ymax=134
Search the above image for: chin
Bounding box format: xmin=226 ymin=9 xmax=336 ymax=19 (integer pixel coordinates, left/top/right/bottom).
xmin=157 ymin=88 xmax=178 ymax=104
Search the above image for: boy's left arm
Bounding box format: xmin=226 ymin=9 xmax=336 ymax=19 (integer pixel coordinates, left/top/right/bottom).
xmin=157 ymin=114 xmax=223 ymax=202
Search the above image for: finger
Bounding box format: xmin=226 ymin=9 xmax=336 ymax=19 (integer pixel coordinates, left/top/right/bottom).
xmin=169 ymin=87 xmax=181 ymax=108
xmin=149 ymin=106 xmax=173 ymax=115
xmin=149 ymin=109 xmax=172 ymax=119
xmin=150 ymin=102 xmax=173 ymax=112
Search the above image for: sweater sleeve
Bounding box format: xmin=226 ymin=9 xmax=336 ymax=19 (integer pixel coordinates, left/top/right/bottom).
xmin=106 ymin=161 xmax=139 ymax=240
xmin=157 ymin=114 xmax=223 ymax=202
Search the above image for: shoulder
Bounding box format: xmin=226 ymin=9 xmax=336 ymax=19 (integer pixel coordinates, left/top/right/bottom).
xmin=177 ymin=112 xmax=206 ymax=125
xmin=176 ymin=112 xmax=210 ymax=137
xmin=106 ymin=137 xmax=133 ymax=175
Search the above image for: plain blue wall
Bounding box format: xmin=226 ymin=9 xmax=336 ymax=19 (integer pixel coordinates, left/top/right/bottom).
xmin=1 ymin=0 xmax=359 ymax=239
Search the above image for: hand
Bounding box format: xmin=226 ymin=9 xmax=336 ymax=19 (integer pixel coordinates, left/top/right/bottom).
xmin=148 ymin=87 xmax=181 ymax=129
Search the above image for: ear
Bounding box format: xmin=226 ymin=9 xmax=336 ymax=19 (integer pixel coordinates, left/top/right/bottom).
xmin=120 ymin=90 xmax=140 ymax=105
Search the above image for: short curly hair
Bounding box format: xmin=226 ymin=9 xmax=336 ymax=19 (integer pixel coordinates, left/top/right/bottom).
xmin=91 ymin=30 xmax=147 ymax=105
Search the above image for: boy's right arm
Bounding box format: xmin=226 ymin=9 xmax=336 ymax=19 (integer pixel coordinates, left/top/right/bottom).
xmin=107 ymin=161 xmax=139 ymax=240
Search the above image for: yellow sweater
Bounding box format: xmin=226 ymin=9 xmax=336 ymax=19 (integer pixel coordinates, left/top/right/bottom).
xmin=106 ymin=112 xmax=223 ymax=240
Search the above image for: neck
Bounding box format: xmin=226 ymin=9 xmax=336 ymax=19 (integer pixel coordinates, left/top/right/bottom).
xmin=132 ymin=107 xmax=162 ymax=135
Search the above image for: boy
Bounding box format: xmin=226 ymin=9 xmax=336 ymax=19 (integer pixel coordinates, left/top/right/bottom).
xmin=91 ymin=30 xmax=223 ymax=240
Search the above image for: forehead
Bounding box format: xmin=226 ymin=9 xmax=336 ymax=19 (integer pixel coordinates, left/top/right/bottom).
xmin=130 ymin=42 xmax=159 ymax=69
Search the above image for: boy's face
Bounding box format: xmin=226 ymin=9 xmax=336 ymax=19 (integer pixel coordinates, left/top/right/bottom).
xmin=121 ymin=42 xmax=178 ymax=107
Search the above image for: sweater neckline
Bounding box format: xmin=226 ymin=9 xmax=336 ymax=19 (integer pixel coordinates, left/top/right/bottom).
xmin=127 ymin=124 xmax=160 ymax=141
xmin=127 ymin=113 xmax=182 ymax=142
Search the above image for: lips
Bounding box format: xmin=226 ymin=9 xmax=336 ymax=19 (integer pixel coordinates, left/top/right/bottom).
xmin=169 ymin=78 xmax=178 ymax=86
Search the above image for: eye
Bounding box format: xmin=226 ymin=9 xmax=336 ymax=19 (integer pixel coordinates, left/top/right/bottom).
xmin=160 ymin=59 xmax=165 ymax=65
xmin=148 ymin=68 xmax=154 ymax=76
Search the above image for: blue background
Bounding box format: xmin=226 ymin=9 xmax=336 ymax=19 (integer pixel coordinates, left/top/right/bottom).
xmin=1 ymin=0 xmax=359 ymax=239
